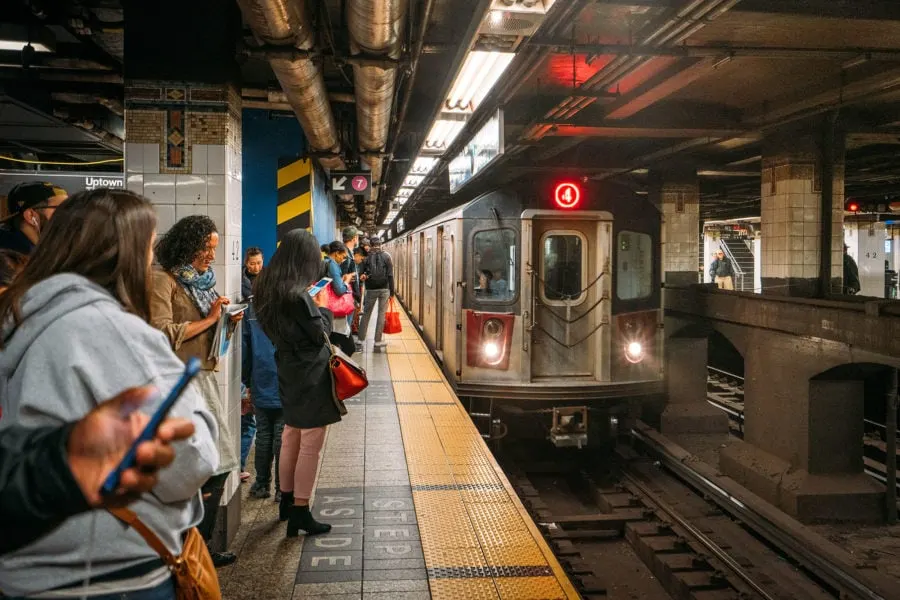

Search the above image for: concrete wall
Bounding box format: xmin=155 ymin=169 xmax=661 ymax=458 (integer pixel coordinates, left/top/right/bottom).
xmin=242 ymin=109 xmax=305 ymax=261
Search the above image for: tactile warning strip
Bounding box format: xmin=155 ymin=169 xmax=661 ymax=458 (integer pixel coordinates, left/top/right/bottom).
xmin=385 ymin=311 xmax=580 ymax=599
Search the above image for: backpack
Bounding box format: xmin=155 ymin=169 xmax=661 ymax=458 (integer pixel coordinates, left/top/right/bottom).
xmin=366 ymin=252 xmax=389 ymax=289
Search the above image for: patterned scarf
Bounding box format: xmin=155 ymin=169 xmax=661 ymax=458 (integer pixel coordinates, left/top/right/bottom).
xmin=173 ymin=265 xmax=219 ymax=317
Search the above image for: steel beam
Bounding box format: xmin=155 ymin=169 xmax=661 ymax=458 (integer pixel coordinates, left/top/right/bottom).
xmin=605 ymin=58 xmax=723 ymax=120
xmin=532 ymin=42 xmax=900 ymax=61
xmin=539 ymin=124 xmax=745 ymax=138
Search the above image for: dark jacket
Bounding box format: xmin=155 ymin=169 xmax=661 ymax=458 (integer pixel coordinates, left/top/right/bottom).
xmin=709 ymin=257 xmax=733 ymax=279
xmin=0 ymin=225 xmax=34 ymax=255
xmin=341 ymin=247 xmax=361 ymax=303
xmin=0 ymin=423 xmax=88 ymax=555
xmin=261 ymin=287 xmax=340 ymax=429
xmin=241 ymin=269 xmax=257 ymax=301
xmin=843 ymin=253 xmax=860 ymax=293
xmin=241 ymin=302 xmax=280 ymax=410
xmin=362 ymin=249 xmax=395 ymax=295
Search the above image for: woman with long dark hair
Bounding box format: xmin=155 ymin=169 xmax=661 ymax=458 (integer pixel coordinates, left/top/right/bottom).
xmin=253 ymin=229 xmax=340 ymax=536
xmin=0 ymin=189 xmax=218 ymax=599
xmin=151 ymin=215 xmax=241 ymax=567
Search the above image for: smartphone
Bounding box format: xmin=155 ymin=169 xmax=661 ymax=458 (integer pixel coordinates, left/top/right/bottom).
xmin=308 ymin=277 xmax=332 ymax=297
xmin=99 ymin=357 xmax=202 ymax=496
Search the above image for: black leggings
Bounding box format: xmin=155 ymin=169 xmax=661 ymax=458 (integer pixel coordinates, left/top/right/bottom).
xmin=197 ymin=472 xmax=230 ymax=542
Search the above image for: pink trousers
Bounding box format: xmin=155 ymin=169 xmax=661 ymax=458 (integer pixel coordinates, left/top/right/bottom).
xmin=279 ymin=425 xmax=327 ymax=502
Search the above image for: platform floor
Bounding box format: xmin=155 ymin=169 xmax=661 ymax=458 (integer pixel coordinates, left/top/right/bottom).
xmin=220 ymin=312 xmax=578 ymax=599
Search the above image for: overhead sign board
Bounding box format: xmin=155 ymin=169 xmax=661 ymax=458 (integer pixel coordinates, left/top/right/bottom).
xmin=0 ymin=170 xmax=124 ymax=196
xmin=331 ymin=171 xmax=371 ymax=198
xmin=448 ymin=109 xmax=504 ymax=194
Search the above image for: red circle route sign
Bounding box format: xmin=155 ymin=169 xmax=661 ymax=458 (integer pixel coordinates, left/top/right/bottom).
xmin=554 ymin=182 xmax=581 ymax=209
xmin=352 ymin=176 xmax=369 ymax=192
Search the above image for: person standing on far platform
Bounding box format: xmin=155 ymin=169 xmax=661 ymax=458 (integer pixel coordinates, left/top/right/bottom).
xmin=843 ymin=244 xmax=860 ymax=295
xmin=709 ymin=248 xmax=734 ymax=290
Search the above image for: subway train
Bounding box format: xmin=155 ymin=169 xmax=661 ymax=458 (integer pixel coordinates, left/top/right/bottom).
xmin=384 ymin=178 xmax=664 ymax=446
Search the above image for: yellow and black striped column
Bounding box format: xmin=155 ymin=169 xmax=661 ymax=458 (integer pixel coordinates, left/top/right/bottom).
xmin=276 ymin=157 xmax=312 ymax=244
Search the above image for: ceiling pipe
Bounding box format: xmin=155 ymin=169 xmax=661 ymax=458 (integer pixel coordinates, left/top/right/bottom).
xmin=236 ymin=0 xmax=357 ymax=215
xmin=347 ymin=0 xmax=408 ymax=229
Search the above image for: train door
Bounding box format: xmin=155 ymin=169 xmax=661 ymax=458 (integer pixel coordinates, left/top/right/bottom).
xmin=527 ymin=215 xmax=611 ymax=381
xmin=435 ymin=226 xmax=445 ymax=355
xmin=418 ymin=232 xmax=425 ymax=325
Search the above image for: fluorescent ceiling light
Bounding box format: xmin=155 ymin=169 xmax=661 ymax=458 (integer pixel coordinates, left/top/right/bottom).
xmin=0 ymin=40 xmax=52 ymax=52
xmin=377 ymin=229 xmax=385 ymax=238
xmin=411 ymin=156 xmax=438 ymax=176
xmin=397 ymin=188 xmax=414 ymax=198
xmin=403 ymin=174 xmax=425 ymax=188
xmin=446 ymin=51 xmax=515 ymax=113
xmin=424 ymin=119 xmax=466 ymax=153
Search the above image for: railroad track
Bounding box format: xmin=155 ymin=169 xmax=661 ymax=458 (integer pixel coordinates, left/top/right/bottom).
xmin=498 ymin=428 xmax=893 ymax=600
xmin=706 ymin=366 xmax=900 ymax=494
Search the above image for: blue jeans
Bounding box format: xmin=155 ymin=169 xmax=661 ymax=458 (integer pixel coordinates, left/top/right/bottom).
xmin=10 ymin=577 xmax=176 ymax=600
xmin=240 ymin=413 xmax=256 ymax=471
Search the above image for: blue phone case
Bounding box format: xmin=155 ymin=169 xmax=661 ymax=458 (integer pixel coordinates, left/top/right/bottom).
xmin=99 ymin=357 xmax=202 ymax=496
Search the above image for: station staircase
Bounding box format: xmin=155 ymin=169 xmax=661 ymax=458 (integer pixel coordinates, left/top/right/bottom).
xmin=719 ymin=237 xmax=755 ymax=292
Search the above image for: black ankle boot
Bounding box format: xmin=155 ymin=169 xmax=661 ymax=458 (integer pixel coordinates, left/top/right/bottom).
xmin=278 ymin=491 xmax=294 ymax=522
xmin=286 ymin=505 xmax=332 ymax=537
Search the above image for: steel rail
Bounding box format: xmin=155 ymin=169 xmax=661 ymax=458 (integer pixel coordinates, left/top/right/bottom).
xmin=630 ymin=426 xmax=886 ymax=600
xmin=620 ymin=471 xmax=776 ymax=600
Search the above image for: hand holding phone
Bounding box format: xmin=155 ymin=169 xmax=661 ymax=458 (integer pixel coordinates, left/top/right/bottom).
xmin=308 ymin=277 xmax=332 ymax=297
xmin=99 ymin=357 xmax=202 ymax=496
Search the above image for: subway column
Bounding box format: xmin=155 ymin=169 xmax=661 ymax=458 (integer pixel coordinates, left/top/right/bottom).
xmin=653 ymin=169 xmax=728 ymax=435
xmin=122 ymin=0 xmax=244 ymax=547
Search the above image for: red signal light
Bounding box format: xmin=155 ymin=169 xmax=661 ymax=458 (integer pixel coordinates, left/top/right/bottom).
xmin=554 ymin=182 xmax=581 ymax=209
xmin=847 ymin=201 xmax=860 ymax=212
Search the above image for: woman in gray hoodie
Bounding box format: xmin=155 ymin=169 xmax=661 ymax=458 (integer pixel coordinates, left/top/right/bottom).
xmin=0 ymin=189 xmax=218 ymax=599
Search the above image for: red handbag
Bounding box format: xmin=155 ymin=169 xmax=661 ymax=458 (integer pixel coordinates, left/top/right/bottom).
xmin=383 ymin=297 xmax=402 ymax=335
xmin=325 ymin=334 xmax=368 ymax=415
xmin=321 ymin=283 xmax=355 ymax=318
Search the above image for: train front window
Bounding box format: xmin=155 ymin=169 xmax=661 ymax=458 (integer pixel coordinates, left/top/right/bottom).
xmin=617 ymin=230 xmax=652 ymax=300
xmin=472 ymin=228 xmax=516 ymax=302
xmin=541 ymin=233 xmax=584 ymax=303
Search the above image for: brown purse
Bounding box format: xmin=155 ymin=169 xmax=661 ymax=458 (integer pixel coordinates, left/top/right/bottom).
xmin=108 ymin=508 xmax=222 ymax=600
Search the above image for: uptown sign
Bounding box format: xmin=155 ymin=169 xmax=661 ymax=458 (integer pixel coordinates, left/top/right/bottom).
xmin=84 ymin=176 xmax=124 ymax=190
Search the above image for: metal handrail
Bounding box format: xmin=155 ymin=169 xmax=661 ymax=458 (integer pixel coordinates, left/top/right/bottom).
xmin=718 ymin=238 xmax=745 ymax=290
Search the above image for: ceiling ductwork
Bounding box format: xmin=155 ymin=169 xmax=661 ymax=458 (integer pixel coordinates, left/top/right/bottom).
xmin=347 ymin=0 xmax=408 ymax=228
xmin=236 ymin=0 xmax=357 ymax=215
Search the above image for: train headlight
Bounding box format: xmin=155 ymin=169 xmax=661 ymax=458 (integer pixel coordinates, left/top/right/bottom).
xmin=483 ymin=318 xmax=503 ymax=337
xmin=625 ymin=341 xmax=644 ymax=363
xmin=483 ymin=342 xmax=500 ymax=358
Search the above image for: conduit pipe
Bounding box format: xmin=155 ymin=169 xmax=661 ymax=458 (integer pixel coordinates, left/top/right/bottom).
xmin=347 ymin=0 xmax=408 ymax=223
xmin=236 ymin=0 xmax=357 ymax=215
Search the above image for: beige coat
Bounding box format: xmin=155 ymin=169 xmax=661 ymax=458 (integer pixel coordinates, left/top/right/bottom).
xmin=150 ymin=269 xmax=237 ymax=474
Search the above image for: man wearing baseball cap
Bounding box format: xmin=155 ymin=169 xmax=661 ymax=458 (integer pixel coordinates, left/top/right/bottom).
xmin=0 ymin=182 xmax=68 ymax=254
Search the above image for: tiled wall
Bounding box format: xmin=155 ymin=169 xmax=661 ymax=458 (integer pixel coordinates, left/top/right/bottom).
xmin=125 ymin=80 xmax=244 ymax=507
xmin=659 ymin=182 xmax=700 ymax=281
xmin=760 ymin=156 xmax=844 ymax=290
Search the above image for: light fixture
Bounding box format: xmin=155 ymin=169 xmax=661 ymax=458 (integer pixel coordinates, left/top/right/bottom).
xmin=624 ymin=341 xmax=645 ymax=364
xmin=403 ymin=174 xmax=425 ymax=188
xmin=423 ymin=119 xmax=467 ymax=153
xmin=445 ymin=51 xmax=515 ymax=113
xmin=411 ymin=156 xmax=438 ymax=176
xmin=397 ymin=188 xmax=414 ymax=198
xmin=489 ymin=10 xmax=504 ymax=26
xmin=377 ymin=229 xmax=385 ymax=238
xmin=0 ymin=25 xmax=55 ymax=53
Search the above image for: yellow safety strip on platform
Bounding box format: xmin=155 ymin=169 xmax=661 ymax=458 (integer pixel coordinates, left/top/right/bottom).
xmin=383 ymin=311 xmax=581 ymax=600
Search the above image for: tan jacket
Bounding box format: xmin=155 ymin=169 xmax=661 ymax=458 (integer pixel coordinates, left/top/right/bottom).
xmin=150 ymin=269 xmax=217 ymax=371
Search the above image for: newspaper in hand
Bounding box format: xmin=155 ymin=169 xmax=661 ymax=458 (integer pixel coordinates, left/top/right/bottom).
xmin=208 ymin=303 xmax=248 ymax=361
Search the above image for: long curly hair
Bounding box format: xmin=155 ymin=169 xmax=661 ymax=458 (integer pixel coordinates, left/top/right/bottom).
xmin=155 ymin=215 xmax=217 ymax=270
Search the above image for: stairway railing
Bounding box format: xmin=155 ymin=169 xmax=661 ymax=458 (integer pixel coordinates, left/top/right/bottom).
xmin=719 ymin=238 xmax=746 ymax=291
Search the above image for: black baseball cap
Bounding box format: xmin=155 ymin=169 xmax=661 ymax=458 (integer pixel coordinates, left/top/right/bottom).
xmin=3 ymin=182 xmax=67 ymax=223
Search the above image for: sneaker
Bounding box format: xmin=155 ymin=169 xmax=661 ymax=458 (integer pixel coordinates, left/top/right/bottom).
xmin=211 ymin=552 xmax=237 ymax=568
xmin=374 ymin=341 xmax=387 ymax=348
xmin=240 ymin=471 xmax=250 ymax=482
xmin=355 ymin=341 xmax=364 ymax=353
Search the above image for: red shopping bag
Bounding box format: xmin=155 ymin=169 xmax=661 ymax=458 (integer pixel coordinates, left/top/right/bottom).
xmin=383 ymin=297 xmax=402 ymax=335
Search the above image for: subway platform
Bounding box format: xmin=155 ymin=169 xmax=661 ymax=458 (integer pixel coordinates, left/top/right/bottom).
xmin=219 ymin=312 xmax=578 ymax=599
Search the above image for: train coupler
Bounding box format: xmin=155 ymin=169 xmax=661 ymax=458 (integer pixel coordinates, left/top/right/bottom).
xmin=550 ymin=406 xmax=589 ymax=448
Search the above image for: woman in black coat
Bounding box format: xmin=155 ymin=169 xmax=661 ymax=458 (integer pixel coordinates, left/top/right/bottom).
xmin=253 ymin=229 xmax=340 ymax=537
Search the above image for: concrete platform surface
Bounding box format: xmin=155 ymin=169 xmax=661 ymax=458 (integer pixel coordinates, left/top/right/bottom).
xmin=219 ymin=313 xmax=578 ymax=599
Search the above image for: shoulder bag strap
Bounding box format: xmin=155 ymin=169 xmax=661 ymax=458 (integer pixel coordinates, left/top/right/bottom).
xmin=108 ymin=507 xmax=179 ymax=569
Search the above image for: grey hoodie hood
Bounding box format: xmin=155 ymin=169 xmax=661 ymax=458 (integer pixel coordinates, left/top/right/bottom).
xmin=0 ymin=273 xmax=118 ymax=378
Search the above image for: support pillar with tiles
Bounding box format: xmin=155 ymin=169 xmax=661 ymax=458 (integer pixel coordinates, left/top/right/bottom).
xmin=122 ymin=0 xmax=244 ymax=548
xmin=760 ymin=121 xmax=845 ymax=297
xmin=651 ymin=169 xmax=700 ymax=287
